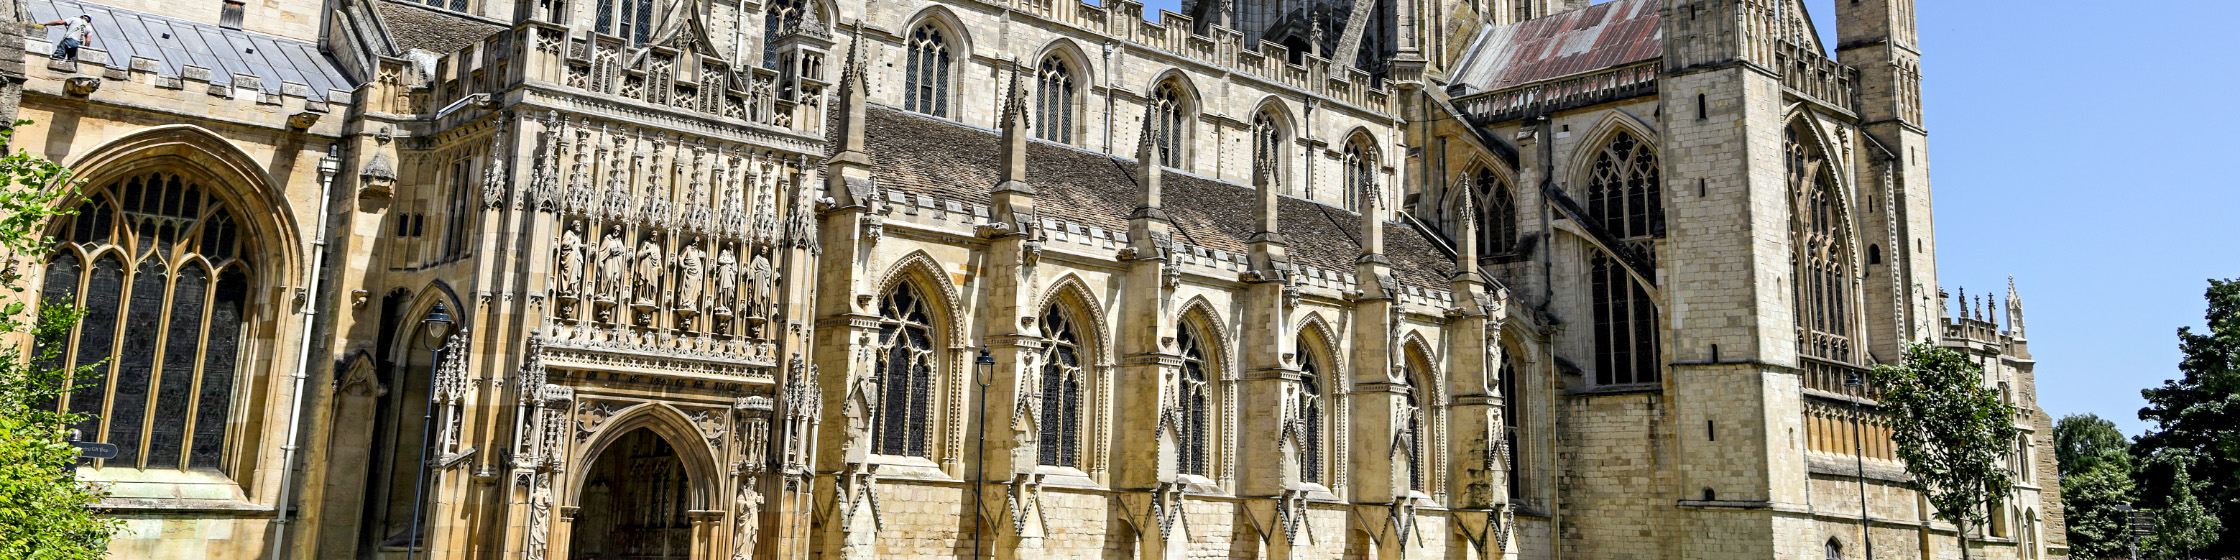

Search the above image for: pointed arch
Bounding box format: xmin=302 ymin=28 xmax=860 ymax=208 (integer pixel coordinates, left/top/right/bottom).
xmin=1171 ymin=295 xmax=1226 ymax=477
xmin=1037 ymin=273 xmax=1112 ymax=366
xmin=875 ymin=250 xmax=966 ymax=347
xmin=388 ymin=280 xmax=470 ymax=366
xmin=567 ymin=403 xmax=724 ymax=511
xmin=1569 ymin=111 xmax=1664 ymax=240
xmin=1399 ymin=336 xmax=1440 ymax=492
xmin=1031 ymin=39 xmax=1094 ymax=145
xmin=1293 ymin=311 xmax=1344 ymax=376
xmin=1144 ymin=71 xmax=1201 ymax=168
xmin=1291 ymin=311 xmax=1340 ymax=485
xmin=1784 ymin=114 xmax=1862 ymax=366
xmin=901 ymin=8 xmax=970 ymax=119
xmin=64 ymin=124 xmax=301 ymax=283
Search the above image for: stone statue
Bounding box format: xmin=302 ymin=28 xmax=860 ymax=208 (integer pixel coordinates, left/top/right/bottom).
xmin=558 ymin=221 xmax=586 ymax=296
xmin=635 ymin=234 xmax=664 ymax=305
xmin=715 ymin=245 xmax=739 ymax=312
xmin=748 ymin=254 xmax=775 ymax=317
xmin=730 ymin=478 xmax=765 ymax=560
xmin=599 ymin=225 xmax=629 ymax=301
xmin=526 ymin=478 xmax=554 ymax=559
xmin=677 ymin=241 xmax=707 ymax=311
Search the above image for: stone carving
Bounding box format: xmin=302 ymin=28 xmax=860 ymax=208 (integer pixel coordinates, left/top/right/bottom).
xmin=635 ymin=232 xmax=664 ymax=305
xmin=557 ymin=221 xmax=586 ymax=297
xmin=525 ymin=476 xmax=554 ymax=560
xmin=677 ymin=240 xmax=707 ymax=311
xmin=599 ymin=225 xmax=630 ymax=302
xmin=484 ymin=117 xmax=511 ymax=210
xmin=714 ymin=245 xmax=740 ymax=314
xmin=731 ymin=479 xmax=764 ymax=560
xmin=745 ymin=253 xmax=776 ymax=337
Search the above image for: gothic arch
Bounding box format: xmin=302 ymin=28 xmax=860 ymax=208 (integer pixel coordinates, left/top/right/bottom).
xmin=874 ymin=250 xmax=967 ymax=348
xmin=1143 ymin=70 xmax=1204 ymax=109
xmin=1400 ymin=331 xmax=1440 ymax=379
xmin=1564 ymin=110 xmax=1661 ymax=196
xmin=1173 ymin=295 xmax=1231 ymax=375
xmin=385 ymin=280 xmax=470 ymax=367
xmin=1783 ymin=112 xmax=1863 ymax=270
xmin=62 ymin=124 xmax=303 ymax=286
xmin=566 ymin=402 xmax=724 ymax=511
xmin=900 ymin=6 xmax=974 ymax=56
xmin=1037 ymin=273 xmax=1113 ymax=366
xmin=1030 ymin=38 xmax=1097 ymax=91
xmin=1293 ymin=311 xmax=1345 ymax=378
xmin=1338 ymin=127 xmax=1382 ymax=164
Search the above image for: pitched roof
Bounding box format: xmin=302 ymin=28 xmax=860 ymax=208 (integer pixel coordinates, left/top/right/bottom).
xmin=374 ymin=0 xmax=507 ymax=55
xmin=861 ymin=106 xmax=1458 ymax=291
xmin=1449 ymin=0 xmax=1663 ymax=97
xmin=27 ymin=0 xmax=355 ymax=100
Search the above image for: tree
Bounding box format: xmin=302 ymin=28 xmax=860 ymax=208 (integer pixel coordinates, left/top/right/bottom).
xmin=1874 ymin=342 xmax=2022 ymax=560
xmin=2135 ymin=278 xmax=2240 ymax=557
xmin=0 ymin=125 xmax=115 ymax=559
xmin=2056 ymin=414 xmax=2137 ymax=559
xmin=2139 ymin=449 xmax=2221 ymax=560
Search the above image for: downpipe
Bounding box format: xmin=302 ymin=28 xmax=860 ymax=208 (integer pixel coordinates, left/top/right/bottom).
xmin=270 ymin=147 xmax=340 ymax=560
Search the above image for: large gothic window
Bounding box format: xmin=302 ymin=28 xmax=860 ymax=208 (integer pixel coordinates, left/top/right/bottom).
xmin=1402 ymin=353 xmax=1429 ymax=492
xmin=1035 ymin=56 xmax=1076 ymax=145
xmin=1036 ymin=305 xmax=1084 ymax=467
xmin=1176 ymin=322 xmax=1213 ymax=476
xmin=872 ymin=282 xmax=937 ymax=457
xmin=595 ymin=0 xmax=655 ymax=44
xmin=1587 ymin=131 xmax=1663 ymax=239
xmin=904 ymin=25 xmax=952 ymax=118
xmin=1251 ymin=111 xmax=1286 ymax=194
xmin=1787 ymin=125 xmax=1853 ymax=364
xmin=1151 ymin=81 xmax=1189 ymax=168
xmin=1343 ymin=137 xmax=1375 ymax=212
xmin=1590 ymin=252 xmax=1659 ymax=386
xmin=1295 ymin=339 xmax=1326 ymax=484
xmin=1475 ymin=168 xmax=1518 ymax=256
xmin=42 ymin=171 xmax=252 ymax=472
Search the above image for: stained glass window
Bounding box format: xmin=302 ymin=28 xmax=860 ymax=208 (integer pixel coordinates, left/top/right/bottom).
xmin=1035 ymin=57 xmax=1075 ymax=145
xmin=1036 ymin=305 xmax=1083 ymax=467
xmin=1587 ymin=131 xmax=1663 ymax=239
xmin=1152 ymin=82 xmax=1189 ymax=168
xmin=1296 ymin=340 xmax=1324 ymax=484
xmin=872 ymin=282 xmax=937 ymax=457
xmin=1787 ymin=125 xmax=1853 ymax=364
xmin=1343 ymin=138 xmax=1375 ymax=211
xmin=905 ymin=26 xmax=952 ymax=118
xmin=1177 ymin=323 xmax=1212 ymax=476
xmin=1590 ymin=251 xmax=1659 ymax=386
xmin=1475 ymin=168 xmax=1518 ymax=256
xmin=44 ymin=171 xmax=250 ymax=472
xmin=1251 ymin=111 xmax=1284 ymax=193
xmin=1403 ymin=355 xmax=1427 ymax=492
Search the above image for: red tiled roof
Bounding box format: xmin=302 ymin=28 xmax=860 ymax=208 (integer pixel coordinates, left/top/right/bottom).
xmin=1450 ymin=0 xmax=1663 ymax=96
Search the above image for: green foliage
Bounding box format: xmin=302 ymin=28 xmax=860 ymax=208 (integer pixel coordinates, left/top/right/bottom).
xmin=2140 ymin=450 xmax=2221 ymax=560
xmin=1873 ymin=343 xmax=2021 ymax=560
xmin=2056 ymin=414 xmax=2139 ymax=558
xmin=2135 ymin=278 xmax=2240 ymax=557
xmin=0 ymin=123 xmax=116 ymax=559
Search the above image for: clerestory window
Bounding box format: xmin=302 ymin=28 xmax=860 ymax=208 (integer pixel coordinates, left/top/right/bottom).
xmin=1587 ymin=130 xmax=1663 ymax=239
xmin=596 ymin=0 xmax=655 ymax=44
xmin=1151 ymin=81 xmax=1190 ymax=168
xmin=904 ymin=25 xmax=952 ymax=118
xmin=1475 ymin=168 xmax=1518 ymax=256
xmin=1035 ymin=56 xmax=1076 ymax=145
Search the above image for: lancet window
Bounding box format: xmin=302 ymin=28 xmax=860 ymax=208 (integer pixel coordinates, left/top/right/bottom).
xmin=1296 ymin=339 xmax=1326 ymax=484
xmin=1500 ymin=352 xmax=1521 ymax=498
xmin=1177 ymin=322 xmax=1213 ymax=476
xmin=1587 ymin=130 xmax=1663 ymax=239
xmin=1035 ymin=56 xmax=1076 ymax=145
xmin=1475 ymin=168 xmax=1518 ymax=256
xmin=873 ymin=282 xmax=938 ymax=457
xmin=40 ymin=171 xmax=252 ymax=472
xmin=596 ymin=0 xmax=655 ymax=45
xmin=1787 ymin=124 xmax=1854 ymax=364
xmin=1151 ymin=81 xmax=1189 ymax=168
xmin=1590 ymin=251 xmax=1660 ymax=386
xmin=1037 ymin=305 xmax=1084 ymax=467
xmin=1403 ymin=354 xmax=1429 ymax=492
xmin=904 ymin=25 xmax=952 ymax=118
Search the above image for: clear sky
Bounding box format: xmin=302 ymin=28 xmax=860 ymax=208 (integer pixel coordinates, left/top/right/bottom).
xmin=1131 ymin=0 xmax=2240 ymax=436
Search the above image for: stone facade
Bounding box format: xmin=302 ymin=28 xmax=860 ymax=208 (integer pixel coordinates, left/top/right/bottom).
xmin=0 ymin=0 xmax=2063 ymax=557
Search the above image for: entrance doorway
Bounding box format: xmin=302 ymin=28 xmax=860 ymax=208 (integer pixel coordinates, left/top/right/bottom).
xmin=572 ymin=428 xmax=695 ymax=560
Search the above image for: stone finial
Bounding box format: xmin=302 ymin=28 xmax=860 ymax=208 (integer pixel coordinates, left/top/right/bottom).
xmin=1131 ymin=104 xmax=1166 ymax=221
xmin=2006 ymin=276 xmax=2027 ymax=338
xmin=1451 ymin=191 xmax=1481 ymax=285
xmin=996 ymin=66 xmax=1032 ymax=186
xmin=1250 ymin=156 xmax=1282 ymax=244
xmin=834 ymin=22 xmax=870 ymax=158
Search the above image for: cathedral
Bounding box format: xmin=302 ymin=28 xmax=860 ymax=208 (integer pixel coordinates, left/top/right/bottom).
xmin=0 ymin=0 xmax=2069 ymax=556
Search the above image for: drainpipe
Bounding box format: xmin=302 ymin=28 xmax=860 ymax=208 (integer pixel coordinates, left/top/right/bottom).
xmin=270 ymin=147 xmax=341 ymax=560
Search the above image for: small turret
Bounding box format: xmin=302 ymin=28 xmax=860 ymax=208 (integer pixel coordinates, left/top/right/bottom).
xmin=2006 ymin=276 xmax=2026 ymax=339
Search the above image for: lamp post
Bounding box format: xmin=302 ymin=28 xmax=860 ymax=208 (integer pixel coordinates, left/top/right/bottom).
xmin=1847 ymin=371 xmax=1873 ymax=560
xmin=971 ymin=347 xmax=995 ymax=560
xmin=404 ymin=301 xmax=454 ymax=560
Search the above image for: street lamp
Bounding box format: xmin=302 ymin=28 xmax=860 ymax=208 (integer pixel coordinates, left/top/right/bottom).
xmin=971 ymin=347 xmax=995 ymax=560
xmin=404 ymin=301 xmax=454 ymax=560
xmin=1846 ymin=371 xmax=1873 ymax=560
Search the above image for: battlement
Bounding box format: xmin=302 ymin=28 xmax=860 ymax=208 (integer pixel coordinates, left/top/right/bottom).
xmin=22 ymin=46 xmax=350 ymax=135
xmin=983 ymin=0 xmax=1393 ymax=112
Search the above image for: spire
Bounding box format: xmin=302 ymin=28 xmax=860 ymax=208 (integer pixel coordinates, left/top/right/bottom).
xmin=997 ymin=64 xmax=1032 ymax=186
xmin=2007 ymin=276 xmax=2027 ymax=338
xmin=1250 ymin=156 xmax=1282 ymax=244
xmin=1130 ymin=105 xmax=1166 ymax=221
xmin=1451 ymin=192 xmax=1481 ymax=285
xmin=834 ymin=23 xmax=870 ymax=159
xmin=1356 ymin=171 xmax=1385 ymax=264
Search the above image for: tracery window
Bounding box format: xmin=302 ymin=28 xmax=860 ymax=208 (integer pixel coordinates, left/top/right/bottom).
xmin=595 ymin=0 xmax=655 ymax=44
xmin=1296 ymin=339 xmax=1326 ymax=484
xmin=1587 ymin=130 xmax=1662 ymax=239
xmin=1590 ymin=251 xmax=1660 ymax=386
xmin=1474 ymin=168 xmax=1518 ymax=256
xmin=1035 ymin=56 xmax=1076 ymax=145
xmin=1342 ymin=138 xmax=1375 ymax=211
xmin=1251 ymin=111 xmax=1285 ymax=193
xmin=1176 ymin=323 xmax=1213 ymax=476
xmin=1402 ymin=354 xmax=1429 ymax=492
xmin=1151 ymin=81 xmax=1189 ymax=168
xmin=1499 ymin=352 xmax=1521 ymax=498
xmin=41 ymin=171 xmax=251 ymax=472
xmin=1825 ymin=539 xmax=1843 ymax=560
xmin=1036 ymin=305 xmax=1084 ymax=467
xmin=872 ymin=282 xmax=937 ymax=457
xmin=763 ymin=0 xmax=808 ymax=66
xmin=904 ymin=25 xmax=952 ymax=118
xmin=1787 ymin=124 xmax=1853 ymax=364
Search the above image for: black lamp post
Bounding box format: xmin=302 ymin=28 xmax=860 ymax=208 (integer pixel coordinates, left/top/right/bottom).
xmin=971 ymin=347 xmax=995 ymax=560
xmin=404 ymin=301 xmax=453 ymax=560
xmin=1847 ymin=371 xmax=1873 ymax=560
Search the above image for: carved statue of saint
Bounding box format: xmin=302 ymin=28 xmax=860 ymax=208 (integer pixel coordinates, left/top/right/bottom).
xmin=526 ymin=479 xmax=554 ymax=558
xmin=747 ymin=254 xmax=775 ymax=320
xmin=730 ymin=479 xmax=765 ymax=560
xmin=558 ymin=221 xmax=586 ymax=296
xmin=635 ymin=234 xmax=664 ymax=305
xmin=714 ymin=245 xmax=739 ymax=312
xmin=677 ymin=241 xmax=707 ymax=311
xmin=599 ymin=225 xmax=629 ymax=301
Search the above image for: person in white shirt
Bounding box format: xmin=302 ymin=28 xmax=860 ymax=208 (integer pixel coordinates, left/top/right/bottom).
xmin=42 ymin=14 xmax=95 ymax=61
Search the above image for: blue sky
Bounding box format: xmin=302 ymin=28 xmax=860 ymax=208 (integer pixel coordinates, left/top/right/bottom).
xmin=1132 ymin=0 xmax=2239 ymax=435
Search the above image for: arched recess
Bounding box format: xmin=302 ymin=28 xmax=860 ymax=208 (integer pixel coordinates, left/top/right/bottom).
xmin=1037 ymin=273 xmax=1113 ymax=367
xmin=1399 ymin=336 xmax=1442 ymax=494
xmin=64 ymin=125 xmax=301 ymax=282
xmin=567 ymin=403 xmax=724 ymax=508
xmin=1033 ymin=274 xmax=1108 ymax=470
xmin=1783 ymin=114 xmax=1864 ymax=367
xmin=563 ymin=404 xmax=726 ymax=559
xmin=868 ymin=251 xmax=961 ymax=460
xmin=354 ymin=281 xmax=470 ymax=551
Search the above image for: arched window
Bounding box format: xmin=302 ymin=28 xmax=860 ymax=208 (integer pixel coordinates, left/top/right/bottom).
xmin=1824 ymin=538 xmax=1842 ymax=560
xmin=1787 ymin=124 xmax=1853 ymax=364
xmin=1035 ymin=56 xmax=1076 ymax=145
xmin=1342 ymin=137 xmax=1376 ymax=211
xmin=43 ymin=171 xmax=252 ymax=472
xmin=1587 ymin=130 xmax=1662 ymax=239
xmin=1176 ymin=322 xmax=1213 ymax=476
xmin=1251 ymin=111 xmax=1286 ymax=194
xmin=872 ymin=281 xmax=938 ymax=457
xmin=1037 ymin=305 xmax=1084 ymax=467
xmin=1151 ymin=81 xmax=1190 ymax=168
xmin=1296 ymin=338 xmax=1326 ymax=484
xmin=1402 ymin=351 xmax=1431 ymax=492
xmin=1499 ymin=350 xmax=1521 ymax=498
xmin=596 ymin=0 xmax=656 ymax=44
xmin=1590 ymin=251 xmax=1659 ymax=386
xmin=763 ymin=0 xmax=811 ymax=65
xmin=904 ymin=25 xmax=952 ymax=118
xmin=1474 ymin=168 xmax=1518 ymax=256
